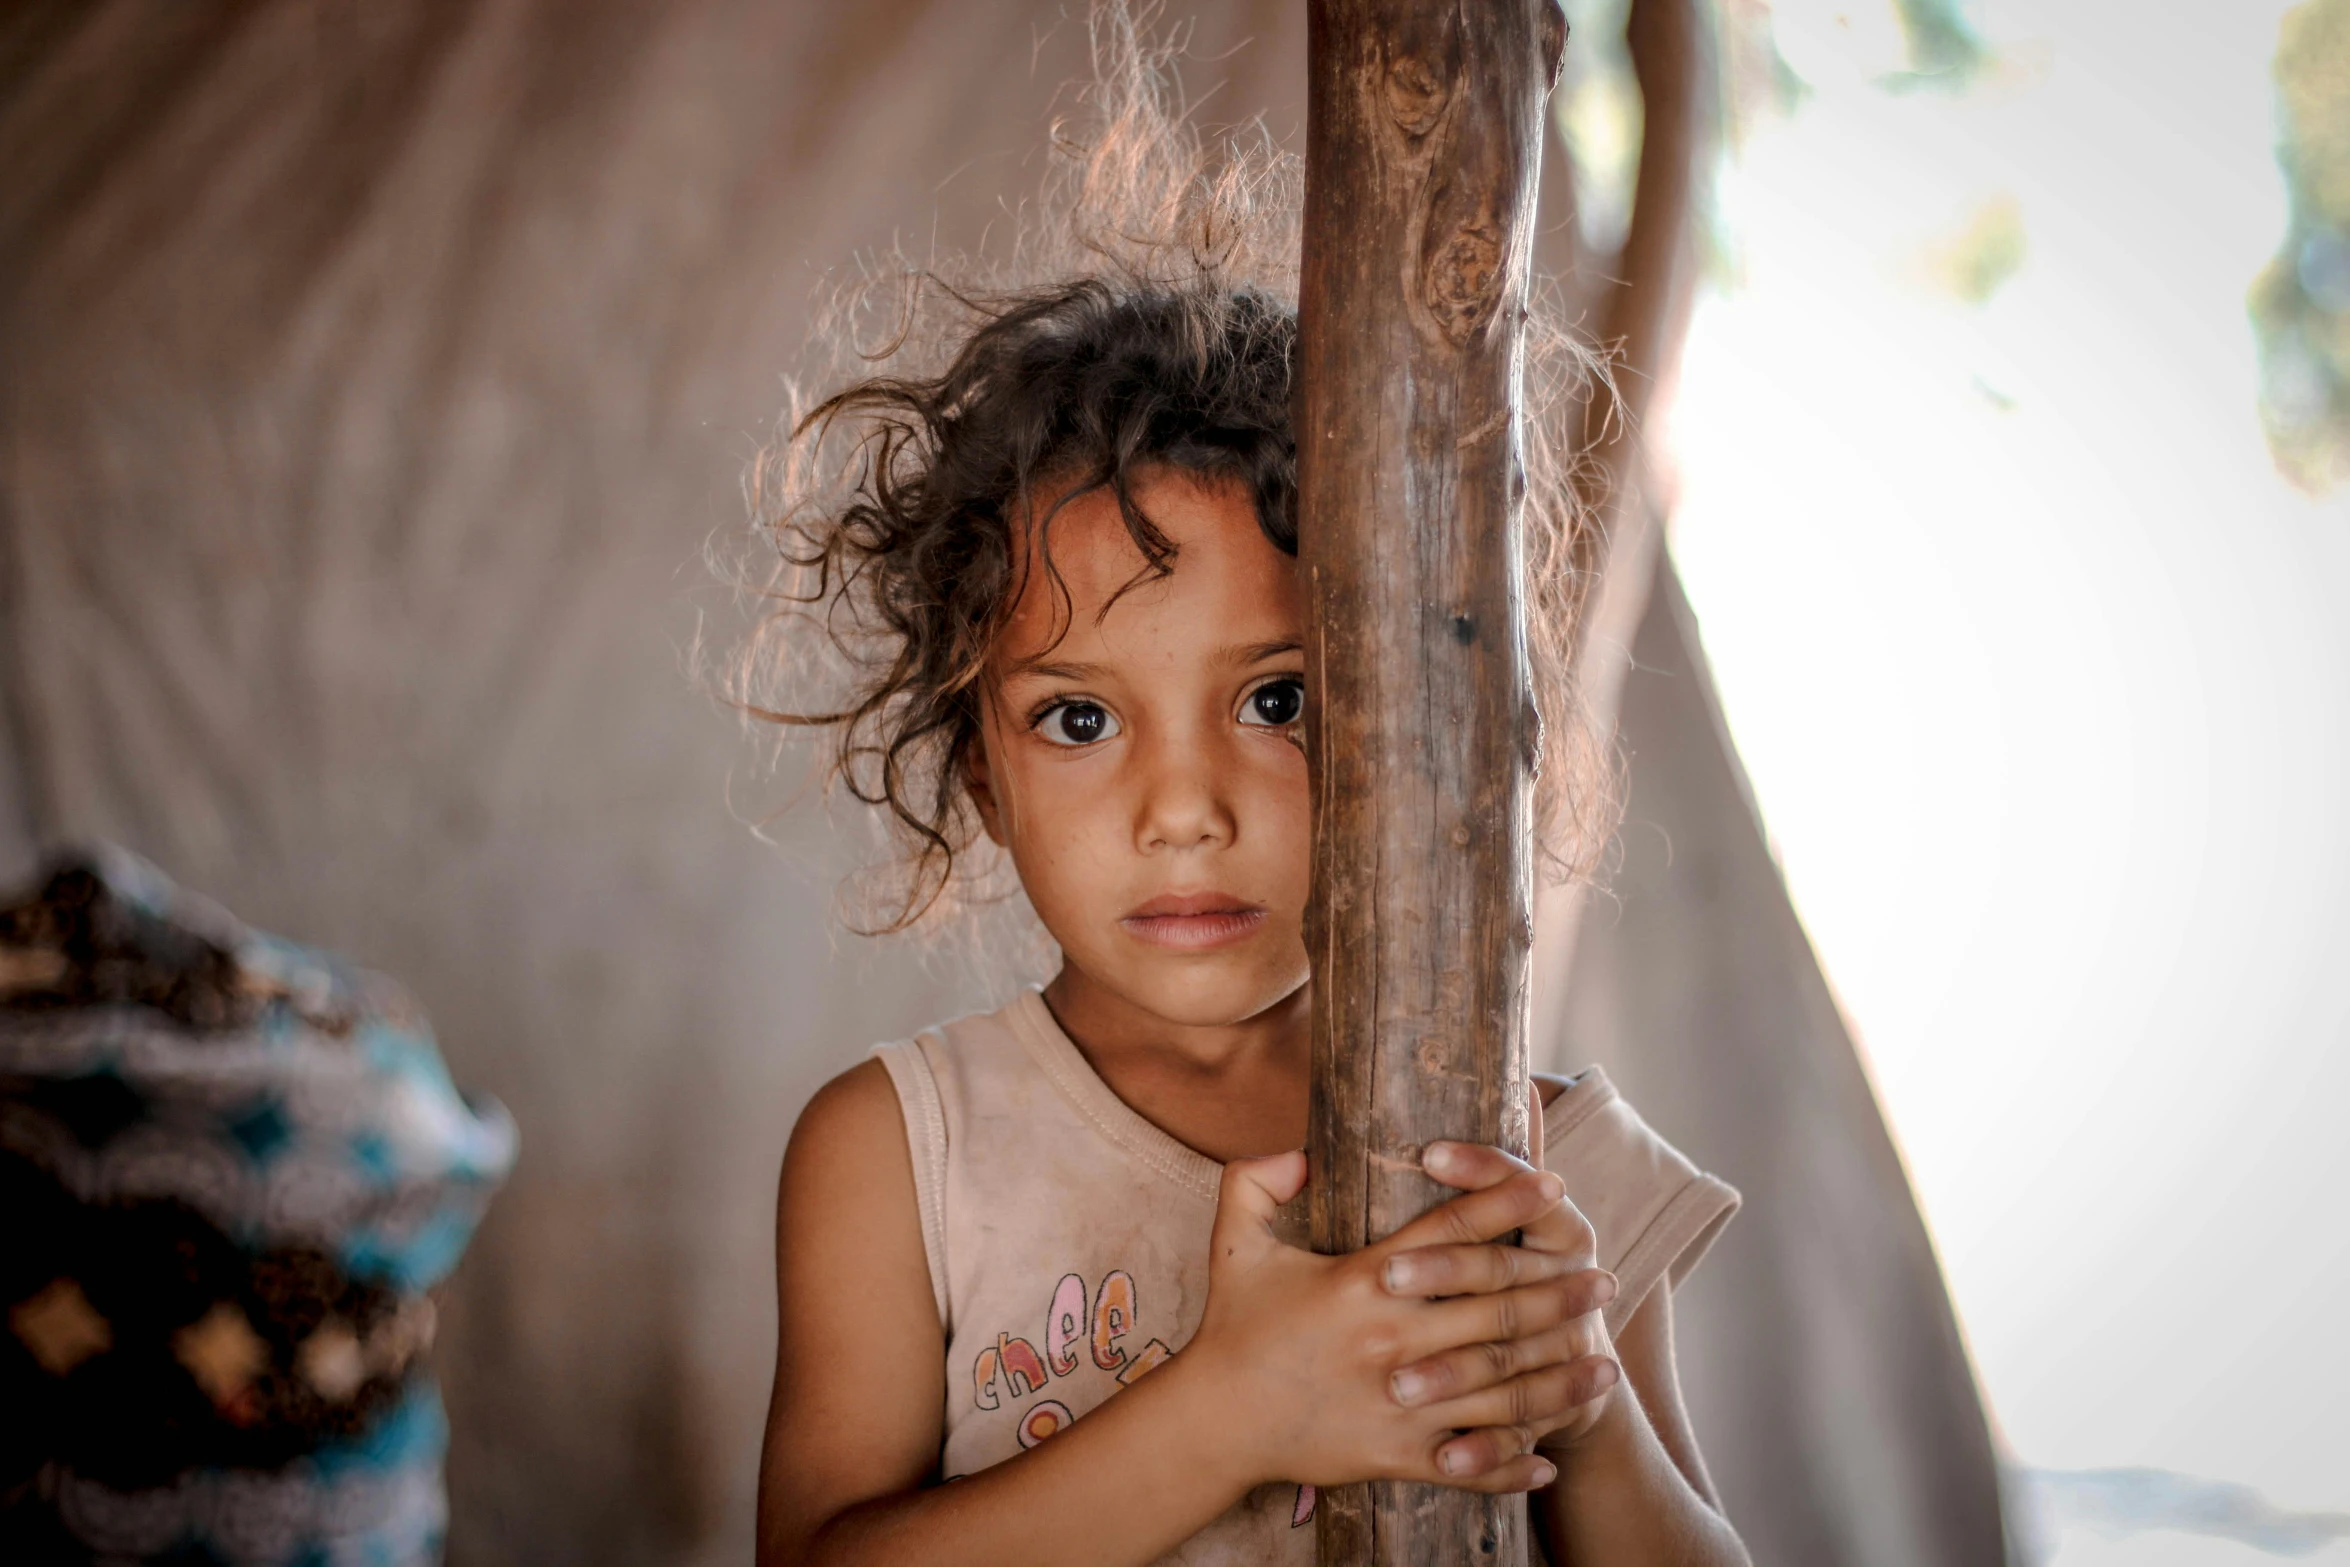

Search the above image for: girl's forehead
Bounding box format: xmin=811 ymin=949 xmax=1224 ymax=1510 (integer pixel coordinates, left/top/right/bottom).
xmin=1000 ymin=473 xmax=1299 ymax=659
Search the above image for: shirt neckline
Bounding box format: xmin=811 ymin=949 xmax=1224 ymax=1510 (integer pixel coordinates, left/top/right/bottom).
xmin=1002 ymin=988 xmax=1225 ymax=1204
xmin=999 ymin=988 xmax=1620 ymax=1203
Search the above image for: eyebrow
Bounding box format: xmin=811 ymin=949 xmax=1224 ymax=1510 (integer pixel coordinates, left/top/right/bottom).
xmin=1006 ymin=640 xmax=1301 ymax=682
xmin=1005 ymin=658 xmax=1108 ymax=682
xmin=1225 ymin=638 xmax=1303 ymax=666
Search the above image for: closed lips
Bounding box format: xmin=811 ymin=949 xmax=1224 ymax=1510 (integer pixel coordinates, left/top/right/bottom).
xmin=1120 ymin=894 xmax=1267 ymax=950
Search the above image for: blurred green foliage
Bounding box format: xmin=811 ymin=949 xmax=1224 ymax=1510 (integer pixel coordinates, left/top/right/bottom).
xmin=1720 ymin=0 xmax=1809 ymax=135
xmin=2252 ymin=0 xmax=2350 ymax=493
xmin=1887 ymin=0 xmax=1988 ymax=89
xmin=1929 ymin=196 xmax=2027 ymax=305
xmin=1551 ymin=0 xmax=1800 ymax=275
xmin=1551 ymin=2 xmax=1993 ymax=298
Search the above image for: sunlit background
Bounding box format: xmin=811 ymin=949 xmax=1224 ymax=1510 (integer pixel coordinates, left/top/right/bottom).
xmin=1635 ymin=0 xmax=2350 ymax=1560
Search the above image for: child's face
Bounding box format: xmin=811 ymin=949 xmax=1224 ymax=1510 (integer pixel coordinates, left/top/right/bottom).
xmin=970 ymin=467 xmax=1311 ymax=1029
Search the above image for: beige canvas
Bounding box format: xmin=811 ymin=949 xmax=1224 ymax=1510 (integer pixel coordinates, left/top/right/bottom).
xmin=0 ymin=4 xmax=2006 ymax=1562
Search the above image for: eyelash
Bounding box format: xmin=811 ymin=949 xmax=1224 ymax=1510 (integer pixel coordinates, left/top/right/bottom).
xmin=1029 ymin=697 xmax=1120 ymax=748
xmin=1238 ymin=675 xmax=1305 ymax=729
xmin=1024 ymin=677 xmax=1306 ymax=748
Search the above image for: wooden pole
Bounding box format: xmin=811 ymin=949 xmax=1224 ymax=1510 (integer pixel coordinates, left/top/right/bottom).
xmin=1296 ymin=3 xmax=1565 ymax=1563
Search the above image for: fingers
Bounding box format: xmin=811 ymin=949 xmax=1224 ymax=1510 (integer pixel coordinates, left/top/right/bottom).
xmin=1383 ymin=1233 xmax=1609 ymax=1299
xmin=1385 ymin=1274 xmax=1616 ymax=1404
xmin=1397 ymin=1273 xmax=1603 ymax=1365
xmin=1383 ymin=1143 xmax=1596 ymax=1269
xmin=1430 ymin=1353 xmax=1620 ymax=1438
xmin=1432 ymin=1450 xmax=1560 ymax=1495
xmin=1425 ymin=1355 xmax=1621 ymax=1481
xmin=1376 ymin=1164 xmax=1565 ymax=1257
xmin=1211 ymin=1151 xmax=1308 ymax=1255
xmin=1420 ymin=1141 xmax=1599 ymax=1263
xmin=1419 ymin=1139 xmax=1535 ymax=1193
xmin=1513 ymin=1178 xmax=1598 ymax=1266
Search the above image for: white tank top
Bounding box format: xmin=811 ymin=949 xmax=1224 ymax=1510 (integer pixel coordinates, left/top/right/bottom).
xmin=874 ymin=988 xmax=1739 ymax=1565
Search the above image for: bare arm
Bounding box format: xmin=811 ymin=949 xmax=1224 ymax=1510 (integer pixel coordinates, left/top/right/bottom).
xmin=1509 ymin=1073 xmax=1745 ymax=1565
xmin=1533 ymin=1283 xmax=1749 ymax=1565
xmin=754 ymin=1061 xmax=1256 ymax=1567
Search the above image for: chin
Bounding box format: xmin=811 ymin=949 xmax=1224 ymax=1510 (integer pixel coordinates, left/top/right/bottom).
xmin=1127 ymin=957 xmax=1307 ymax=1029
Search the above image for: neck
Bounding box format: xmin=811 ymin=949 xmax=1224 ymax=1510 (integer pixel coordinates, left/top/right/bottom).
xmin=1041 ymin=965 xmax=1310 ymax=1078
xmin=1040 ymin=965 xmax=1312 ymax=1161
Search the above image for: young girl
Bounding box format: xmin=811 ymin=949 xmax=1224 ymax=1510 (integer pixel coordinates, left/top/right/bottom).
xmin=744 ymin=29 xmax=1747 ymax=1567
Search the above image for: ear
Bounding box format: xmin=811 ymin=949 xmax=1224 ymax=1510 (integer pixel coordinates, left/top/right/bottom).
xmin=965 ymin=722 xmax=1007 ymax=847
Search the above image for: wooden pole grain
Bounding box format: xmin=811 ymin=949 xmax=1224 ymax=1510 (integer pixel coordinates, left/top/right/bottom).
xmin=1296 ymin=2 xmax=1566 ymax=1563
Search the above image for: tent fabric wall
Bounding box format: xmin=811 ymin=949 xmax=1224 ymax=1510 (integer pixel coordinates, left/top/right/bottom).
xmin=0 ymin=6 xmax=1298 ymax=1560
xmin=1553 ymin=553 xmax=2015 ymax=1567
xmin=0 ymin=3 xmax=2004 ymax=1562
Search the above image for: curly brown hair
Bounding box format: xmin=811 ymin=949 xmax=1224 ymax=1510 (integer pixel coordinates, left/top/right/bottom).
xmin=729 ymin=11 xmax=1611 ymax=934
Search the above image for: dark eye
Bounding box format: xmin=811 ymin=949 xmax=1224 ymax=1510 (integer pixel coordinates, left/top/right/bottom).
xmin=1037 ymin=700 xmax=1120 ymax=747
xmin=1240 ymin=678 xmax=1304 ymax=729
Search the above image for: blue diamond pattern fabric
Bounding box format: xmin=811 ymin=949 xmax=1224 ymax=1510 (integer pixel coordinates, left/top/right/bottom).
xmin=0 ymin=846 xmax=516 ymax=1565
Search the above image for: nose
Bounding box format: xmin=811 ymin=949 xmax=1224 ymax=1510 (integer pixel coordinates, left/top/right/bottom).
xmin=1134 ymin=727 xmax=1238 ymax=854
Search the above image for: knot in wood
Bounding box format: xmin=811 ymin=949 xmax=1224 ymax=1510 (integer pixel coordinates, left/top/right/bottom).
xmin=1384 ymin=52 xmax=1451 ymax=138
xmin=1425 ymin=221 xmax=1507 ymax=344
xmin=1414 ymin=1033 xmax=1453 ymax=1076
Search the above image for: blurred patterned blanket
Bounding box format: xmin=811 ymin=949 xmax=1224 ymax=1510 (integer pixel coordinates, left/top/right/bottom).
xmin=0 ymin=848 xmax=515 ymax=1565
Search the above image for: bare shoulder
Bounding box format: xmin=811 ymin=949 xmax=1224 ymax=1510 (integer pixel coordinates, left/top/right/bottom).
xmin=784 ymin=1057 xmax=909 ymax=1192
xmin=774 ymin=1057 xmax=930 ymax=1300
xmin=761 ymin=1057 xmax=944 ymax=1559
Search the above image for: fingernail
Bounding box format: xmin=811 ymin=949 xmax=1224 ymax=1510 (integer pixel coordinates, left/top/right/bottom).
xmin=1591 ymin=1358 xmax=1620 ymax=1392
xmin=1591 ymin=1271 xmax=1618 ymax=1304
xmin=1538 ymin=1172 xmax=1565 ymax=1202
xmin=1441 ymin=1444 xmax=1471 ymax=1475
xmin=1390 ymin=1369 xmax=1427 ymax=1405
xmin=1531 ymin=1459 xmax=1558 ymax=1487
xmin=1424 ymin=1142 xmax=1457 ymax=1172
xmin=1384 ymin=1256 xmax=1419 ymax=1293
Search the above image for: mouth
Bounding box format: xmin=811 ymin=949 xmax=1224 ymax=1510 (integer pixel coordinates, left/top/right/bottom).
xmin=1120 ymin=892 xmax=1268 ymax=951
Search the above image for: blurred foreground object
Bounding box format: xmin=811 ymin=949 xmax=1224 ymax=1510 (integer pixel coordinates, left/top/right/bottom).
xmin=0 ymin=848 xmax=515 ymax=1566
xmin=2252 ymin=0 xmax=2350 ymax=491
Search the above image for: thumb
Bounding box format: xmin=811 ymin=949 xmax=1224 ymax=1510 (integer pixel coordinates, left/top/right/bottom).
xmin=1212 ymin=1149 xmax=1308 ymax=1259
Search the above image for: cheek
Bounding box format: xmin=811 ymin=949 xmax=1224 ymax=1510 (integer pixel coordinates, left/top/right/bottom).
xmin=1240 ymin=740 xmax=1313 ymax=897
xmin=994 ymin=755 xmax=1123 ymax=906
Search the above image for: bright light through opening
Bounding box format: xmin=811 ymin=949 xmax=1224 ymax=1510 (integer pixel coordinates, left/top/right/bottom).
xmin=1666 ymin=0 xmax=2350 ymax=1559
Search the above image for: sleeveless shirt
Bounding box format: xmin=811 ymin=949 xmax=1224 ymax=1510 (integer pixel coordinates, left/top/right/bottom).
xmin=873 ymin=989 xmax=1739 ymax=1566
